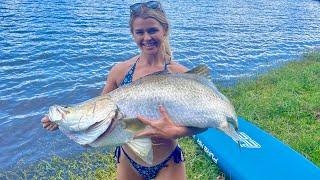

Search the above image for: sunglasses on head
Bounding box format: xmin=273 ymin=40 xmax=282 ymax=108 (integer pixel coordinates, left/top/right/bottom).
xmin=130 ymin=1 xmax=163 ymax=14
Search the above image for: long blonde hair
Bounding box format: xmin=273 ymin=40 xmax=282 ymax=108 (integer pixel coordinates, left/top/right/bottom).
xmin=129 ymin=6 xmax=172 ymax=61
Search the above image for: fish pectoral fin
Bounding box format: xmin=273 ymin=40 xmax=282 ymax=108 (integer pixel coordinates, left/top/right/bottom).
xmin=122 ymin=118 xmax=147 ymax=133
xmin=126 ymin=138 xmax=153 ymax=165
xmin=186 ymin=64 xmax=211 ymax=80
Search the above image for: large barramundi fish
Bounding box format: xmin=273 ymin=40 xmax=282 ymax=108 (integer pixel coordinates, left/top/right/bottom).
xmin=47 ymin=65 xmax=240 ymax=164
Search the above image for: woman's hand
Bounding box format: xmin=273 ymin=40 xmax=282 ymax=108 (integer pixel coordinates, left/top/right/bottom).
xmin=41 ymin=116 xmax=58 ymax=131
xmin=134 ymin=105 xmax=185 ymax=139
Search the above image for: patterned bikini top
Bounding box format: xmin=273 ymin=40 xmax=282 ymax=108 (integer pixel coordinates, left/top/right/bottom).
xmin=120 ymin=57 xmax=170 ymax=86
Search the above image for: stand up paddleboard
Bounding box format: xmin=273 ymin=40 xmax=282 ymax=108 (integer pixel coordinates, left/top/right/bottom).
xmin=194 ymin=117 xmax=320 ymax=180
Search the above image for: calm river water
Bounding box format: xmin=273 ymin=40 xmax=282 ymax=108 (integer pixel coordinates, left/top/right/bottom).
xmin=0 ymin=0 xmax=319 ymax=171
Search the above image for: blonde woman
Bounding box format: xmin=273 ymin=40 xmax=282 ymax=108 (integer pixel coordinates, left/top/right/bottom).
xmin=42 ymin=1 xmax=205 ymax=179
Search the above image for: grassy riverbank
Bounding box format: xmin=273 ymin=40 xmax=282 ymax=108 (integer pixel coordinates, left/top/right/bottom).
xmin=223 ymin=52 xmax=320 ymax=167
xmin=1 ymin=52 xmax=319 ymax=179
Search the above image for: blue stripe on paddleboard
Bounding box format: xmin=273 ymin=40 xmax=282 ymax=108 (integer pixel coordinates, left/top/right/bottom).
xmin=194 ymin=117 xmax=320 ymax=180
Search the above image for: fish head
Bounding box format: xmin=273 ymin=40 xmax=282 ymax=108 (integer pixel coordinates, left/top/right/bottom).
xmin=47 ymin=95 xmax=119 ymax=132
xmin=48 ymin=102 xmax=96 ymax=130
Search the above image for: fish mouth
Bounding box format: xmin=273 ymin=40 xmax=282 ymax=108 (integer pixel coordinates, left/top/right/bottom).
xmin=48 ymin=105 xmax=66 ymax=122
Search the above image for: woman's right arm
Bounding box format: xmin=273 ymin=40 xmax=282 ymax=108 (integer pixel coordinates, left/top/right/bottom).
xmin=101 ymin=63 xmax=122 ymax=95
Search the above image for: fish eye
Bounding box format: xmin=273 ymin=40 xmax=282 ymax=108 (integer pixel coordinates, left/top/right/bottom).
xmin=59 ymin=105 xmax=71 ymax=114
xmin=62 ymin=105 xmax=70 ymax=108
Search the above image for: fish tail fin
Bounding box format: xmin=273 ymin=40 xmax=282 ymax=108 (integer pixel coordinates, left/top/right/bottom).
xmin=127 ymin=138 xmax=153 ymax=165
xmin=223 ymin=126 xmax=241 ymax=142
xmin=220 ymin=123 xmax=244 ymax=150
xmin=227 ymin=116 xmax=239 ymax=131
xmin=231 ymin=129 xmax=243 ymax=153
xmin=226 ymin=116 xmax=244 ymax=151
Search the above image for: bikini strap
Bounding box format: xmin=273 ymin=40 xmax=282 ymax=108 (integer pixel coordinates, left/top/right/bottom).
xmin=114 ymin=146 xmax=121 ymax=163
xmin=120 ymin=57 xmax=140 ymax=86
xmin=172 ymin=145 xmax=185 ymax=163
xmin=129 ymin=56 xmax=140 ymax=75
xmin=164 ymin=57 xmax=171 ymax=71
xmin=132 ymin=56 xmax=140 ymax=69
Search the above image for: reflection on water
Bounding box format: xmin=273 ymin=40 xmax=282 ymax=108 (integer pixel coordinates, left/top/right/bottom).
xmin=0 ymin=0 xmax=319 ymax=170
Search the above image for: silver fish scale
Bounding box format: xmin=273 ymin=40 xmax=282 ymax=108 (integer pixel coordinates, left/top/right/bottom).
xmin=109 ymin=73 xmax=236 ymax=129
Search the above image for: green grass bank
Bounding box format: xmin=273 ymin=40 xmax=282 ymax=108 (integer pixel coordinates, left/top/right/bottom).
xmin=1 ymin=52 xmax=319 ymax=179
xmin=222 ymin=52 xmax=320 ymax=167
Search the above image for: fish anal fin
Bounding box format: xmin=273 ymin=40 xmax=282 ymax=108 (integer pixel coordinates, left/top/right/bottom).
xmin=127 ymin=138 xmax=153 ymax=165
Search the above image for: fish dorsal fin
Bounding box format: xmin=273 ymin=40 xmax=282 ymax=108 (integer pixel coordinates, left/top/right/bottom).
xmin=186 ymin=64 xmax=211 ymax=79
xmin=149 ymin=69 xmax=170 ymax=76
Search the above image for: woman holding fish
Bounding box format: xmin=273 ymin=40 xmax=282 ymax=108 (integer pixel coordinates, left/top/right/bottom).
xmin=42 ymin=1 xmax=205 ymax=179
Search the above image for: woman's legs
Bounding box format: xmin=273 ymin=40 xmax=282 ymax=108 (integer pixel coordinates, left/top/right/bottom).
xmin=116 ymin=146 xmax=187 ymax=180
xmin=155 ymin=159 xmax=187 ymax=180
xmin=116 ymin=148 xmax=144 ymax=180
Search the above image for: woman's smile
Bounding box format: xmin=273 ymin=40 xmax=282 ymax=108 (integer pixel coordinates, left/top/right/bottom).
xmin=141 ymin=40 xmax=158 ymax=50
